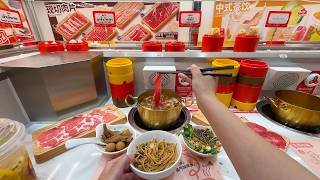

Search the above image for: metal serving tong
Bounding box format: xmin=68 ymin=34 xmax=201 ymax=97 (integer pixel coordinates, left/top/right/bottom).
xmin=158 ymin=65 xmax=234 ymax=77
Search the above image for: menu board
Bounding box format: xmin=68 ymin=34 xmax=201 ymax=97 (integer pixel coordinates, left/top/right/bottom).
xmin=212 ymin=0 xmax=320 ymax=45
xmin=44 ymin=2 xmax=180 ymax=42
xmin=0 ymin=0 xmax=34 ymax=44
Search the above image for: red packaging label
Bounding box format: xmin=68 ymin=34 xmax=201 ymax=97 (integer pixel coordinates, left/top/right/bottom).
xmin=296 ymin=71 xmax=320 ymax=94
xmin=265 ymin=11 xmax=291 ymax=28
xmin=179 ymin=11 xmax=201 ymax=27
xmin=175 ymin=74 xmax=192 ymax=97
xmin=93 ymin=11 xmax=116 ymax=27
xmin=0 ymin=8 xmax=23 ymax=28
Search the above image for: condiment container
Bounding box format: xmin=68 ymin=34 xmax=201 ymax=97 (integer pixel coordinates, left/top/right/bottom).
xmin=165 ymin=41 xmax=185 ymax=52
xmin=201 ymin=28 xmax=224 ymax=52
xmin=38 ymin=41 xmax=64 ymax=54
xmin=0 ymin=119 xmax=36 ymax=179
xmin=106 ymin=58 xmax=134 ymax=108
xmin=212 ymin=59 xmax=240 ymax=107
xmin=142 ymin=41 xmax=162 ymax=52
xmin=231 ymin=59 xmax=268 ymax=111
xmin=66 ymin=40 xmax=89 ymax=51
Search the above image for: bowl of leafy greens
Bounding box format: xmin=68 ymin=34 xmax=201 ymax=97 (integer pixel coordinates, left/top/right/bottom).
xmin=180 ymin=124 xmax=221 ymax=157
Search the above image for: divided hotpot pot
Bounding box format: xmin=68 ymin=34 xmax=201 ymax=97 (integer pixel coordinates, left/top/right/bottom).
xmin=126 ymin=90 xmax=193 ymax=129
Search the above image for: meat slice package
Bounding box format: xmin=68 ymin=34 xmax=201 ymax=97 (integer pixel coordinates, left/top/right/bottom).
xmin=119 ymin=24 xmax=151 ymax=41
xmin=142 ymin=2 xmax=179 ymax=32
xmin=112 ymin=2 xmax=144 ymax=29
xmin=32 ymin=105 xmax=126 ymax=163
xmin=83 ymin=26 xmax=116 ymax=41
xmin=55 ymin=11 xmax=91 ymax=40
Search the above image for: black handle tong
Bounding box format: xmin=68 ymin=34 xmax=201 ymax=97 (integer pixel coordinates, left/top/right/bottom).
xmin=158 ymin=65 xmax=234 ymax=77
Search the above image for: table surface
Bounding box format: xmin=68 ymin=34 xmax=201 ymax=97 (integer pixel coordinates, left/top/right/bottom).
xmin=25 ymin=99 xmax=320 ymax=180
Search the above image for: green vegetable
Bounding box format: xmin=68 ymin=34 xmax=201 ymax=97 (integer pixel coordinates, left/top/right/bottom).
xmin=180 ymin=124 xmax=221 ymax=155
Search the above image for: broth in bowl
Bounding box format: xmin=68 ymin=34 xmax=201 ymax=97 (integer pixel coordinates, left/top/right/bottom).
xmin=140 ymin=95 xmax=179 ymax=110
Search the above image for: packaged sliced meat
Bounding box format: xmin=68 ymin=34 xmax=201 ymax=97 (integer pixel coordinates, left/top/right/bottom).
xmin=112 ymin=2 xmax=144 ymax=29
xmin=119 ymin=24 xmax=151 ymax=41
xmin=142 ymin=2 xmax=179 ymax=32
xmin=83 ymin=26 xmax=116 ymax=41
xmin=32 ymin=105 xmax=126 ymax=163
xmin=55 ymin=11 xmax=91 ymax=40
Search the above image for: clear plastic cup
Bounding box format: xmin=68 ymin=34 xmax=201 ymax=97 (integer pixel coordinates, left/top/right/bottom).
xmin=0 ymin=119 xmax=36 ymax=180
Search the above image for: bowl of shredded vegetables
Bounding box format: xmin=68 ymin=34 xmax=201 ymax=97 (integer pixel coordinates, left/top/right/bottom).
xmin=180 ymin=124 xmax=222 ymax=158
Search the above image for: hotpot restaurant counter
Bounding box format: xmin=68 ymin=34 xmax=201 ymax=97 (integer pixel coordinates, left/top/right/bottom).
xmin=22 ymin=99 xmax=319 ymax=180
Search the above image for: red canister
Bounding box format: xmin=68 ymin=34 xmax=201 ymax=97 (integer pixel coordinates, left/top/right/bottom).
xmin=142 ymin=41 xmax=162 ymax=52
xmin=165 ymin=41 xmax=185 ymax=52
xmin=233 ymin=35 xmax=260 ymax=52
xmin=66 ymin=40 xmax=89 ymax=51
xmin=231 ymin=59 xmax=268 ymax=110
xmin=201 ymin=34 xmax=224 ymax=52
xmin=38 ymin=41 xmax=64 ymax=54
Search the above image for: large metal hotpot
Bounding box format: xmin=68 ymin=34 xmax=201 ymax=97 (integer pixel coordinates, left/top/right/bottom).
xmin=125 ymin=90 xmax=192 ymax=129
xmin=266 ymin=90 xmax=320 ymax=131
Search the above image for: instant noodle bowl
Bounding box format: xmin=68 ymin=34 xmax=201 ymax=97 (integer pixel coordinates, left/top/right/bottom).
xmin=0 ymin=119 xmax=36 ymax=179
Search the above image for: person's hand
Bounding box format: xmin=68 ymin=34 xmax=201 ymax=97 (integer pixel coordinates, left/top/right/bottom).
xmin=98 ymin=154 xmax=142 ymax=180
xmin=178 ymin=64 xmax=218 ymax=98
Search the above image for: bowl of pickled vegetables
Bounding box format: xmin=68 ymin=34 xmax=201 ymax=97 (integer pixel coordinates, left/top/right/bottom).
xmin=180 ymin=124 xmax=221 ymax=157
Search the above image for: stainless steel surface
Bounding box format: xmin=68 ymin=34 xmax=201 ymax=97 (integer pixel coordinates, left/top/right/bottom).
xmin=7 ymin=52 xmax=108 ymax=121
xmin=0 ymin=51 xmax=103 ymax=68
xmin=0 ymin=45 xmax=38 ymax=59
xmin=99 ymin=49 xmax=320 ymax=59
xmin=0 ymin=78 xmax=30 ymax=124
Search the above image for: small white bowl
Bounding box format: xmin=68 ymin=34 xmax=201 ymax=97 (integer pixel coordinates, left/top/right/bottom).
xmin=182 ymin=125 xmax=220 ymax=158
xmin=127 ymin=130 xmax=182 ymax=180
xmin=95 ymin=123 xmax=135 ymax=156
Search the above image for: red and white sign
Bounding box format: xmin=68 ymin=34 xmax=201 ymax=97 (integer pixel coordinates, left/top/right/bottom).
xmin=0 ymin=30 xmax=9 ymax=44
xmin=265 ymin=11 xmax=291 ymax=27
xmin=179 ymin=11 xmax=201 ymax=27
xmin=296 ymin=71 xmax=320 ymax=95
xmin=93 ymin=11 xmax=116 ymax=27
xmin=0 ymin=8 xmax=23 ymax=28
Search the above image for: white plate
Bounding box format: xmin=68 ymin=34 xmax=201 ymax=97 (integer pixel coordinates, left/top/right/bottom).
xmin=182 ymin=125 xmax=220 ymax=158
xmin=127 ymin=130 xmax=182 ymax=180
xmin=95 ymin=124 xmax=135 ymax=156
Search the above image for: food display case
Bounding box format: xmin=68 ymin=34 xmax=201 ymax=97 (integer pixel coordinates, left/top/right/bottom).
xmin=0 ymin=0 xmax=320 ymax=180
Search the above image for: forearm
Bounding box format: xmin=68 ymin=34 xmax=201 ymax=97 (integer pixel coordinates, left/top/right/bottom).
xmin=197 ymin=94 xmax=318 ymax=180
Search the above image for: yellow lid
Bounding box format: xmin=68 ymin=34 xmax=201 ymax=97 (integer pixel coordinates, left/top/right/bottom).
xmin=106 ymin=58 xmax=133 ymax=75
xmin=212 ymin=59 xmax=240 ymax=77
xmin=216 ymin=93 xmax=233 ymax=107
xmin=231 ymin=98 xmax=256 ymax=111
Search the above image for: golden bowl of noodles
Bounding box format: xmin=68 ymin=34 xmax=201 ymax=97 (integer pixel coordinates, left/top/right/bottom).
xmin=126 ymin=89 xmax=192 ymax=129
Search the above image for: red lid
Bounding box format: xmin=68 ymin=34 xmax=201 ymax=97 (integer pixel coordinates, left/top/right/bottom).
xmin=38 ymin=41 xmax=64 ymax=54
xmin=239 ymin=59 xmax=268 ymax=77
xmin=66 ymin=40 xmax=89 ymax=51
xmin=165 ymin=41 xmax=185 ymax=52
xmin=142 ymin=41 xmax=162 ymax=52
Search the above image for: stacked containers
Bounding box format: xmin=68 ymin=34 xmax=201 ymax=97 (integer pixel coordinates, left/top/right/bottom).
xmin=212 ymin=59 xmax=240 ymax=107
xmin=231 ymin=59 xmax=269 ymax=111
xmin=106 ymin=58 xmax=134 ymax=108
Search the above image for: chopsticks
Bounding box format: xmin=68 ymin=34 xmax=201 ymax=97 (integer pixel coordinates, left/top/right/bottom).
xmin=158 ymin=65 xmax=234 ymax=77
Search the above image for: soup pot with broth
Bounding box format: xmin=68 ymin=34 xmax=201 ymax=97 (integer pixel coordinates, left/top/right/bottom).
xmin=126 ymin=90 xmax=193 ymax=129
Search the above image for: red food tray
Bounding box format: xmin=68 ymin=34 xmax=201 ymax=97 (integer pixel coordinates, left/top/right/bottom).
xmin=233 ymin=35 xmax=259 ymax=52
xmin=165 ymin=41 xmax=185 ymax=52
xmin=142 ymin=41 xmax=162 ymax=52
xmin=38 ymin=41 xmax=64 ymax=54
xmin=66 ymin=41 xmax=89 ymax=51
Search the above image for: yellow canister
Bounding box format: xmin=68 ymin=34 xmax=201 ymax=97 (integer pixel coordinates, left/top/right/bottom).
xmin=212 ymin=59 xmax=240 ymax=107
xmin=211 ymin=59 xmax=240 ymax=77
xmin=106 ymin=58 xmax=133 ymax=76
xmin=230 ymin=98 xmax=256 ymax=111
xmin=216 ymin=93 xmax=233 ymax=107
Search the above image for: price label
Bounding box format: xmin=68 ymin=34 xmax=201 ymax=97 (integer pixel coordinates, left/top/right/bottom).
xmin=93 ymin=11 xmax=116 ymax=27
xmin=179 ymin=11 xmax=201 ymax=27
xmin=265 ymin=11 xmax=291 ymax=27
xmin=0 ymin=8 xmax=23 ymax=28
